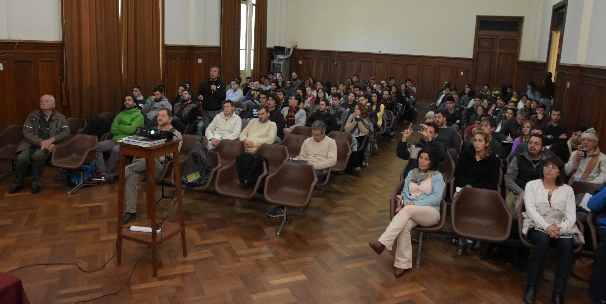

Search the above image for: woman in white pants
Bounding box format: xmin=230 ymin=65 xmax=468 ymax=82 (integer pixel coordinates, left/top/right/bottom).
xmin=369 ymin=147 xmax=445 ymax=278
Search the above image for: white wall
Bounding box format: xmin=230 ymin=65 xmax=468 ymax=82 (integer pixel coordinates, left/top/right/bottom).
xmin=585 ymin=0 xmax=606 ymax=66
xmin=267 ymin=0 xmax=288 ymax=48
xmin=164 ymin=0 xmax=221 ymax=46
xmin=0 ymin=0 xmax=61 ymax=41
xmin=560 ymin=0 xmax=606 ymax=66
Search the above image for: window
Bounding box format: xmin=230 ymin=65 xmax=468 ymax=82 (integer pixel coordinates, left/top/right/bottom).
xmin=240 ymin=0 xmax=255 ymax=73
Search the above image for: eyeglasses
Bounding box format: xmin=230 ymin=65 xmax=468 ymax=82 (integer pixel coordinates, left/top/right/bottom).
xmin=545 ymin=164 xmax=559 ymax=169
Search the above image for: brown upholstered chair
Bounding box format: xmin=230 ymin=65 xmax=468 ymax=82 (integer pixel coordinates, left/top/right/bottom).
xmin=451 ymin=187 xmax=512 ymax=243
xmin=214 ymin=155 xmax=268 ymax=200
xmin=383 ymin=110 xmax=395 ymax=131
xmin=263 ymin=162 xmax=317 ymax=235
xmin=314 ymin=168 xmax=332 ymax=194
xmin=99 ymin=112 xmax=117 ymax=121
xmin=331 ymin=140 xmax=352 ymax=174
xmin=0 ymin=125 xmax=25 ymax=179
xmin=278 ymin=134 xmax=308 ymax=158
xmin=253 ymin=144 xmax=289 ymax=175
xmin=516 ymin=202 xmax=585 ymax=253
xmin=570 ymin=181 xmax=603 ymax=196
xmin=155 ymin=135 xmax=201 ymax=203
xmin=290 ymin=126 xmax=312 ymax=136
xmin=587 ymin=212 xmax=599 ymax=251
xmin=441 ymin=152 xmax=456 ymax=202
xmin=328 ymin=131 xmax=354 ymax=148
xmin=65 ymin=117 xmax=86 ymax=143
xmin=210 ymin=139 xmax=246 ymax=167
xmin=181 ymin=150 xmax=221 ymax=193
xmin=51 ymin=134 xmax=98 ymax=194
xmin=389 ymin=178 xmax=448 ymax=264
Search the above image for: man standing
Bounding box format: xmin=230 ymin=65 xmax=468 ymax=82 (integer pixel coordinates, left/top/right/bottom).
xmin=268 ymin=120 xmax=337 ymax=217
xmin=122 ymin=108 xmax=182 ymax=225
xmin=504 ymin=134 xmax=547 ymax=214
xmin=433 ymin=109 xmax=460 ymax=161
xmin=142 ymin=87 xmax=172 ymax=124
xmin=328 ymin=94 xmax=348 ymax=130
xmin=9 ymin=95 xmax=70 ymax=194
xmin=306 ymin=99 xmax=339 ymax=133
xmin=197 ymin=66 xmax=227 ymax=121
xmin=565 ymin=128 xmax=606 ymax=184
xmin=93 ymin=94 xmax=144 ymax=183
xmin=205 ymin=101 xmax=242 ymax=149
xmin=239 ymin=107 xmax=277 ymax=152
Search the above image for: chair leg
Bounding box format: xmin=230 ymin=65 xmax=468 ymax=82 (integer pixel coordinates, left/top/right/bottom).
xmin=0 ymin=160 xmax=16 ymax=179
xmin=318 ymin=183 xmax=331 ymax=195
xmin=156 ymin=184 xmax=174 ymax=204
xmin=416 ymin=232 xmax=424 ymax=265
xmin=68 ymin=171 xmax=97 ymax=195
xmin=276 ymin=207 xmax=293 ymax=236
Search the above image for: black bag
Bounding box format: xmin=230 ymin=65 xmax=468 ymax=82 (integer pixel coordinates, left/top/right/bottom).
xmin=235 ymin=152 xmax=268 ymax=189
xmin=181 ymin=137 xmax=214 ymax=188
xmin=82 ymin=115 xmax=112 ymax=140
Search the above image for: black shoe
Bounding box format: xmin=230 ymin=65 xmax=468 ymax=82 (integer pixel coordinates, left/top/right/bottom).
xmin=105 ymin=172 xmax=119 ymax=184
xmin=523 ymin=285 xmax=536 ymax=304
xmin=122 ymin=212 xmax=136 ymax=225
xmin=552 ymin=291 xmax=564 ymax=304
xmin=30 ymin=185 xmax=41 ymax=194
xmin=267 ymin=206 xmax=284 ymax=218
xmin=8 ymin=183 xmax=22 ymax=194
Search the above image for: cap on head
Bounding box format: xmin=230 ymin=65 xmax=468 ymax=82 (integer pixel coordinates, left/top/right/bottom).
xmin=425 ymin=111 xmax=434 ymax=119
xmin=581 ymin=128 xmax=599 ymax=142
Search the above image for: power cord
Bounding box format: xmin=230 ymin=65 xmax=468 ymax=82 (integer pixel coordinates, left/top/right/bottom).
xmin=7 ymin=244 xmax=116 ymax=274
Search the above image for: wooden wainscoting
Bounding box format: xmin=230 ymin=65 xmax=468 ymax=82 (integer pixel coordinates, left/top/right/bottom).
xmin=164 ymin=45 xmax=221 ymax=100
xmin=288 ymin=49 xmax=473 ymax=103
xmin=515 ymin=61 xmax=547 ymax=95
xmin=556 ymin=64 xmax=606 ymax=151
xmin=0 ymin=41 xmax=65 ymax=132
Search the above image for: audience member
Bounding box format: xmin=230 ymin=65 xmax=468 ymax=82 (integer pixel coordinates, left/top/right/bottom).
xmin=239 ymin=107 xmax=277 ymax=152
xmin=465 ymin=116 xmax=504 ymax=158
xmin=171 ymin=89 xmax=200 ymax=134
xmin=281 ymin=94 xmax=306 ymax=134
xmin=306 ymin=99 xmax=339 ymax=133
xmin=226 ymin=78 xmax=243 ymax=104
xmin=196 ymin=66 xmax=226 ymax=121
xmin=433 ymin=110 xmax=460 ymax=161
xmin=244 ymin=80 xmax=261 ymax=108
xmin=328 ymin=94 xmax=348 ymax=130
xmin=424 ymin=111 xmax=435 ymax=124
xmin=444 ymin=97 xmax=461 ymax=131
xmin=205 ymin=101 xmax=242 ymax=149
xmin=455 ymin=130 xmax=501 ymax=191
xmin=396 ymin=123 xmax=445 ymax=179
xmin=245 ymin=91 xmax=269 ymax=120
xmin=9 ymin=95 xmax=70 ymax=194
xmin=510 ymin=128 xmax=556 ymax=158
xmin=266 ymin=93 xmax=286 ymax=141
xmin=466 ymin=105 xmax=486 ymax=127
xmin=541 ymin=107 xmax=567 ymax=142
xmin=465 ymin=114 xmax=483 ymax=142
xmin=552 ymin=125 xmax=586 ymax=163
xmin=538 ymin=72 xmax=555 ymax=114
xmin=142 ymin=86 xmax=171 ymax=124
xmin=530 ymin=103 xmax=550 ymax=126
xmin=121 ymin=108 xmax=182 ymax=225
xmin=344 ymin=104 xmax=374 ymax=171
xmin=290 ymin=71 xmax=302 ymax=88
xmin=511 ymin=120 xmax=534 ymax=153
xmin=564 ymin=128 xmax=606 ymax=184
xmin=132 ymin=85 xmax=144 ymax=104
xmin=171 ymin=83 xmax=185 ymax=107
xmin=499 ymin=107 xmax=529 ymax=141
xmin=587 ymin=188 xmax=606 ymax=304
xmin=343 ymin=92 xmax=357 ymax=114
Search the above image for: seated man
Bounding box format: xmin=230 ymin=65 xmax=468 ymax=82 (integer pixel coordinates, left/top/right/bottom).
xmin=267 ymin=120 xmax=337 ymax=218
xmin=433 ymin=109 xmax=460 ymax=161
xmin=142 ymin=86 xmax=172 ymax=125
xmin=281 ymin=94 xmax=306 ymax=135
xmin=122 ymin=108 xmax=182 ymax=225
xmin=499 ymin=108 xmax=529 ymax=141
xmin=396 ymin=122 xmax=445 ymax=179
xmin=465 ymin=116 xmax=504 ymax=158
xmin=552 ymin=125 xmax=586 ymax=163
xmin=171 ymin=89 xmax=200 ymax=134
xmin=226 ymin=78 xmax=243 ymax=104
xmin=244 ymin=80 xmax=261 ymax=109
xmin=9 ymin=95 xmax=70 ymax=194
xmin=565 ymin=128 xmax=606 ymax=184
xmin=529 ymin=103 xmax=550 ymax=127
xmin=245 ymin=90 xmax=269 ymax=120
xmin=328 ymin=94 xmax=348 ymax=130
xmin=465 ymin=114 xmax=483 ymax=142
xmin=93 ymin=94 xmax=144 ymax=183
xmin=306 ymin=99 xmax=339 ymax=133
xmin=444 ymin=96 xmax=462 ymax=131
xmin=267 ymin=93 xmax=286 ymax=141
xmin=588 ymin=188 xmax=606 ymax=304
xmin=205 ymin=101 xmax=242 ymax=149
xmin=541 ymin=107 xmax=568 ymax=144
xmin=510 ymin=127 xmax=556 ymax=158
xmin=504 ymin=134 xmax=547 ymax=214
xmin=239 ymin=107 xmax=277 ymax=153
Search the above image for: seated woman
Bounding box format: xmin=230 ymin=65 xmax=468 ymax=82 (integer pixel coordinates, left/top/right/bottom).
xmin=522 ymin=155 xmax=583 ymax=304
xmin=511 ymin=120 xmax=534 ymax=152
xmin=454 ymin=130 xmax=501 ymax=252
xmin=344 ymin=104 xmax=374 ymax=171
xmin=369 ymin=147 xmax=445 ymax=278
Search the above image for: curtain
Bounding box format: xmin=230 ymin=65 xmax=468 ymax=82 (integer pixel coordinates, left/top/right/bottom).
xmin=63 ymin=0 xmax=122 ymax=117
xmin=252 ymin=0 xmax=267 ymax=80
xmin=221 ymin=0 xmax=241 ymax=82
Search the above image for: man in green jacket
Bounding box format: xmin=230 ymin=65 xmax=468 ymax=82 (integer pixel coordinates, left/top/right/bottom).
xmin=93 ymin=94 xmax=144 ymax=183
xmin=9 ymin=95 xmax=70 ymax=194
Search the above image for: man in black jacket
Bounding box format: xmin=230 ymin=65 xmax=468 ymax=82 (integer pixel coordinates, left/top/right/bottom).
xmin=499 ymin=107 xmax=529 ymax=141
xmin=396 ymin=122 xmax=445 ymax=179
xmin=306 ymin=99 xmax=338 ymax=133
xmin=196 ymin=66 xmax=226 ymax=121
xmin=267 ymin=93 xmax=286 ymax=141
xmin=504 ymin=134 xmax=546 ymax=214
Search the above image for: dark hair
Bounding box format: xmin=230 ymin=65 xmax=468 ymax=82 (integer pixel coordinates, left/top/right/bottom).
xmin=527 ymin=81 xmax=537 ymax=92
xmin=521 ymin=94 xmax=528 ymax=99
xmin=158 ymin=107 xmax=172 ymax=117
xmin=153 ymin=86 xmax=164 ymax=94
xmin=507 ymin=108 xmax=517 ymax=116
xmin=537 ymin=103 xmax=546 ymax=110
xmin=434 ymin=109 xmax=448 ymax=117
xmin=540 ymin=155 xmax=566 ymax=186
xmin=259 ymin=90 xmax=269 ymax=98
xmin=133 ymin=85 xmax=142 ymax=91
xmin=446 ymin=96 xmax=455 ymax=103
xmin=417 ymin=147 xmax=440 ymax=171
xmin=222 ymin=100 xmax=234 ymax=107
xmin=258 ymin=106 xmax=269 ymax=114
xmin=551 ymin=107 xmax=562 ymax=114
xmin=405 ymin=78 xmax=412 ymax=82
xmin=529 ymin=134 xmax=545 ymax=147
xmin=481 ymin=115 xmax=496 ymax=129
xmin=425 ymin=122 xmax=439 ymax=135
xmin=467 ymin=89 xmax=476 ymax=98
xmin=574 ymin=125 xmax=588 ymax=133
xmin=450 ymin=86 xmax=457 ymax=92
xmin=356 ymin=103 xmax=369 ymax=119
xmin=183 ymin=89 xmax=193 ymax=97
xmin=124 ymin=94 xmax=136 ymax=102
xmin=474 ymin=94 xmax=483 ymax=100
xmin=177 ymin=82 xmax=187 ymax=89
xmin=530 ymin=125 xmax=542 ymax=133
xmin=268 ymin=71 xmax=274 ymax=76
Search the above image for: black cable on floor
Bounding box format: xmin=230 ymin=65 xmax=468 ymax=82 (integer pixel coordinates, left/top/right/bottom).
xmin=7 ymin=245 xmax=117 ymax=274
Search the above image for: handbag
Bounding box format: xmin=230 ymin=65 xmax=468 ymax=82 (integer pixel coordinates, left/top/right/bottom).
xmin=571 ymin=257 xmax=594 ymax=282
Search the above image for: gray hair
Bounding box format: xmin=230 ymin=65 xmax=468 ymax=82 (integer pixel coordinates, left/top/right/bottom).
xmin=518 ymin=108 xmax=529 ymax=118
xmin=41 ymin=94 xmax=56 ymax=104
xmin=311 ymin=120 xmax=326 ymax=133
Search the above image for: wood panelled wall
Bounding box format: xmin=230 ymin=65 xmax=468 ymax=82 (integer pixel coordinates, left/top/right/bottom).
xmin=516 ymin=61 xmax=547 ymax=95
xmin=288 ymin=49 xmax=474 ymax=102
xmin=163 ymin=46 xmax=221 ymax=100
xmin=0 ymin=41 xmax=66 ymax=133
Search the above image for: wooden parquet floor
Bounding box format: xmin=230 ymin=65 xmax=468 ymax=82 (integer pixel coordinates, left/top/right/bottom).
xmin=0 ymin=102 xmax=593 ymax=303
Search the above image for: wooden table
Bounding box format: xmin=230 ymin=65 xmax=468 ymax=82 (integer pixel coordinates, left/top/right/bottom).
xmin=115 ymin=140 xmax=187 ymax=277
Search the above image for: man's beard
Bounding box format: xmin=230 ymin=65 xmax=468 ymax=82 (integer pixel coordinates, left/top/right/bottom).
xmin=528 ymin=150 xmax=539 ymax=158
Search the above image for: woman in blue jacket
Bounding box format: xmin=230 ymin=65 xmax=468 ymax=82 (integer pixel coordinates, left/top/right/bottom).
xmin=369 ymin=147 xmax=445 ymax=278
xmin=588 ymin=187 xmax=606 ymax=304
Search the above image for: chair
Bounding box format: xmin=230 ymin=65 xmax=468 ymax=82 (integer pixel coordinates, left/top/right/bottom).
xmin=279 ymin=134 xmax=308 ymax=158
xmin=389 ymin=178 xmax=448 ymax=265
xmin=331 ymin=140 xmax=352 ymax=174
xmin=441 ymin=152 xmax=456 ymax=202
xmin=451 ymin=187 xmax=512 ymax=243
xmin=570 ymin=181 xmax=603 ymax=196
xmin=290 ymin=126 xmax=312 ymax=136
xmin=98 ymin=112 xmax=117 ymax=121
xmin=214 ymin=155 xmax=268 ymax=200
xmin=328 ymin=131 xmax=354 ymax=148
xmin=210 ymin=139 xmax=246 ymax=166
xmin=314 ymin=168 xmax=332 ymax=194
xmin=253 ymin=144 xmax=289 ymax=175
xmin=51 ymin=134 xmax=98 ymax=194
xmin=181 ymin=151 xmax=221 ymax=192
xmin=0 ymin=125 xmax=25 ymax=179
xmin=383 ymin=110 xmax=395 ymax=131
xmin=516 ymin=203 xmax=585 ymax=253
xmin=65 ymin=117 xmax=86 ymax=142
xmin=156 ymin=135 xmax=201 ymax=203
xmin=587 ymin=212 xmax=600 ymax=251
xmin=263 ymin=162 xmax=317 ymax=235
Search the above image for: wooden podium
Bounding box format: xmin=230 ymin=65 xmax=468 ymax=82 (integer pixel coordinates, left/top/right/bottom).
xmin=115 ymin=140 xmax=187 ymax=277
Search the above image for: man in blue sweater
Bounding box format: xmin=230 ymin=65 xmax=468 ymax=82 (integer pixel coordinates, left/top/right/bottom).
xmin=588 ymin=187 xmax=606 ymax=304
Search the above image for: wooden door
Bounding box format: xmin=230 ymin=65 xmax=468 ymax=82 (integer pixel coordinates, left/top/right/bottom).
xmin=472 ymin=17 xmax=523 ymax=91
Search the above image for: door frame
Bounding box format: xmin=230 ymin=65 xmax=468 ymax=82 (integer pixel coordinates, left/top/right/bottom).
xmin=546 ymin=0 xmax=567 ymax=82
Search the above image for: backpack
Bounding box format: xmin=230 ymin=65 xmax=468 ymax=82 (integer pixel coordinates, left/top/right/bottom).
xmin=181 ymin=137 xmax=214 ymax=188
xmin=82 ymin=115 xmax=112 ymax=140
xmin=69 ymin=160 xmax=95 ymax=185
xmin=235 ymin=152 xmax=268 ymax=189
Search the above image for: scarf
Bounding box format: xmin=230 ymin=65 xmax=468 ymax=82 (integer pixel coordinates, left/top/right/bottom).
xmin=410 ymin=168 xmax=438 ymax=184
xmin=286 ymin=106 xmax=299 ymax=128
xmin=567 ymin=138 xmax=581 ymax=154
